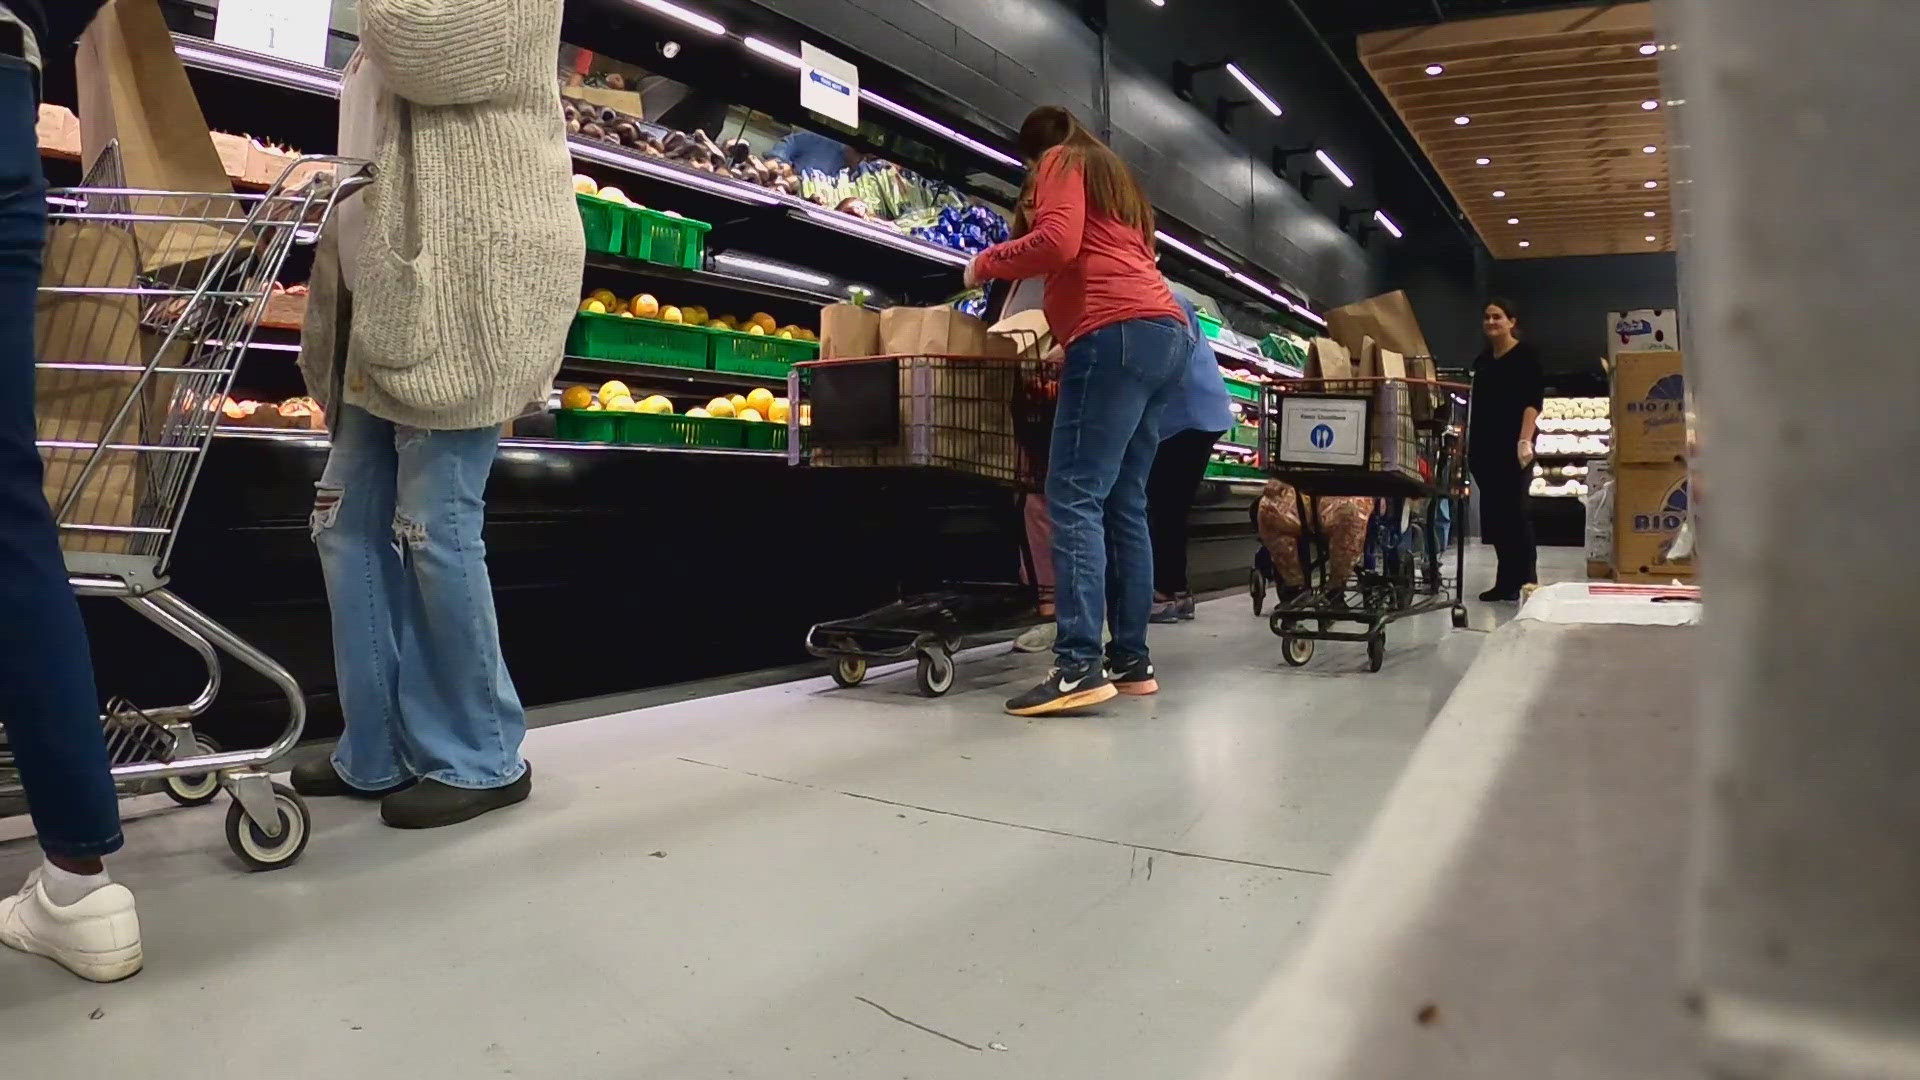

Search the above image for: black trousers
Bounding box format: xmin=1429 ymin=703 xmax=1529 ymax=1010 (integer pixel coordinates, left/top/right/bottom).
xmin=1147 ymin=428 xmax=1224 ymax=596
xmin=1474 ymin=464 xmax=1537 ymax=591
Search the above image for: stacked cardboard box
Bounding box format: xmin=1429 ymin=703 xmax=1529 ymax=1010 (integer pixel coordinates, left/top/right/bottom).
xmin=1610 ymin=351 xmax=1694 ymax=582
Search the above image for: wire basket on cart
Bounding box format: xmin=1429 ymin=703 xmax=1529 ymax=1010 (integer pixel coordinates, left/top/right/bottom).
xmin=1256 ymin=375 xmax=1471 ymax=672
xmin=1 ymin=148 xmax=371 ymax=870
xmin=787 ymin=351 xmax=1058 ymax=696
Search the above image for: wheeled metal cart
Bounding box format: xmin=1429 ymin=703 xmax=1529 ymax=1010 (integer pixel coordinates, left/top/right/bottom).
xmin=1 ymin=150 xmax=370 ymax=869
xmin=1258 ymin=375 xmax=1471 ymax=672
xmin=789 ymin=350 xmax=1057 ymax=697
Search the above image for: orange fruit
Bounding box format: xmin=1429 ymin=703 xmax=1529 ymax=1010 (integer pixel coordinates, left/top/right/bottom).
xmin=728 ymin=394 xmax=747 ymax=414
xmin=737 ymin=408 xmax=764 ymax=423
xmin=746 ymin=324 xmax=765 ymax=335
xmin=589 ymin=288 xmax=618 ymax=307
xmin=749 ymin=312 xmax=777 ymax=334
xmin=767 ymin=398 xmax=791 ymax=423
xmin=746 ymin=388 xmax=775 ymax=416
xmin=705 ymin=397 xmax=735 ymax=419
xmin=579 ymin=298 xmax=608 ymax=314
xmin=560 ymin=385 xmax=593 ymax=410
xmin=630 ymin=294 xmax=660 ymax=318
xmin=597 ymin=380 xmax=630 ymax=404
xmin=661 ymin=306 xmax=684 ymax=324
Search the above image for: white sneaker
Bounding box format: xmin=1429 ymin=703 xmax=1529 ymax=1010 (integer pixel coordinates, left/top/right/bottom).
xmin=1013 ymin=623 xmax=1057 ymax=653
xmin=0 ymin=869 xmax=143 ymax=982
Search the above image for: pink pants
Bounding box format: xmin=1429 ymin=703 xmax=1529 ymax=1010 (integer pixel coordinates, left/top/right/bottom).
xmin=1021 ymin=494 xmax=1055 ymax=597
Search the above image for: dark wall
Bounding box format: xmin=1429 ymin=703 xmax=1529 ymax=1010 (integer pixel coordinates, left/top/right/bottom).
xmin=741 ymin=0 xmax=1384 ymax=307
xmin=1489 ymin=253 xmax=1679 ymax=379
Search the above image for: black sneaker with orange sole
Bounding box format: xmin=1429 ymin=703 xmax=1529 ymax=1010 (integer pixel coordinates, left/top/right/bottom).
xmin=1005 ymin=665 xmax=1117 ymax=717
xmin=1104 ymin=653 xmax=1159 ymax=696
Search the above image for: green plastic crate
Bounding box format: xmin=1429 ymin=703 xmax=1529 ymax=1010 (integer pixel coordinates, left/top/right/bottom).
xmin=622 ymin=206 xmax=713 ymax=269
xmin=554 ymin=408 xmax=620 ymax=443
xmin=576 ymin=193 xmax=626 ymax=256
xmin=617 ymin=411 xmax=747 ymax=449
xmin=1195 ymin=311 xmax=1223 ymax=340
xmin=709 ymin=328 xmax=818 ymax=378
xmin=566 ymin=311 xmax=711 ymax=370
xmin=1224 ymin=422 xmax=1260 ymax=447
xmin=1205 ymin=459 xmax=1264 ymax=480
xmin=739 ymin=419 xmax=789 ymax=452
xmin=1223 ymin=376 xmax=1262 ymax=404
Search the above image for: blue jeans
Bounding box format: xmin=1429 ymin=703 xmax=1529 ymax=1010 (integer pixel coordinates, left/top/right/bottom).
xmin=0 ymin=57 xmax=122 ymax=858
xmin=311 ymin=405 xmax=527 ymax=790
xmin=1046 ymin=316 xmax=1189 ymax=669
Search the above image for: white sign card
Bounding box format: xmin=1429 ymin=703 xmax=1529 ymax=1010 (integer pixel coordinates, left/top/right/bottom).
xmin=801 ymin=41 xmax=860 ymax=130
xmin=1278 ymin=397 xmax=1369 ymax=468
xmin=214 ymin=0 xmax=332 ymax=67
xmin=1607 ymin=308 xmax=1680 ymax=359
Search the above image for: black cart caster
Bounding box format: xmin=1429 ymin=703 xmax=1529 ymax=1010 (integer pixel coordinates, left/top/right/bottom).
xmin=1367 ymin=633 xmax=1386 ymax=673
xmin=225 ymin=782 xmax=311 ymax=871
xmin=1281 ymin=632 xmax=1314 ymax=667
xmin=1249 ymin=569 xmax=1267 ymax=616
xmin=831 ymin=656 xmax=868 ymax=689
xmin=916 ymin=649 xmax=955 ymax=697
xmin=1450 ymin=605 xmax=1469 ymax=629
xmin=164 ymin=734 xmax=223 ymax=807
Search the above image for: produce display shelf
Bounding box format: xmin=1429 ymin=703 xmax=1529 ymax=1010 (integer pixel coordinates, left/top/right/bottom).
xmin=583 ymin=253 xmax=846 ymax=307
xmin=624 ymin=205 xmax=713 ymax=270
xmin=211 ymin=426 xmax=786 ymax=458
xmin=1222 ymin=424 xmax=1261 ymax=447
xmin=556 ymin=409 xmax=748 ymax=449
xmin=1223 ymin=376 xmax=1263 ymax=404
xmin=560 ymin=355 xmax=772 ymax=390
xmin=1205 ymin=460 xmax=1265 ymax=480
xmin=566 ymin=311 xmax=711 ymax=370
xmin=576 ymin=192 xmax=627 ymax=256
xmin=708 ymin=326 xmax=818 ymax=374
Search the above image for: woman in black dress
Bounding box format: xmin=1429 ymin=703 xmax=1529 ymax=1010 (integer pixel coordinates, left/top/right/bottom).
xmin=1468 ymin=299 xmax=1544 ymax=601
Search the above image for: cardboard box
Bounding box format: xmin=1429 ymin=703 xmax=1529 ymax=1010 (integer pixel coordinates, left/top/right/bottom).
xmin=1612 ymin=462 xmax=1695 ymax=581
xmin=1612 ymin=350 xmax=1687 ymax=464
xmin=1607 ymin=308 xmax=1679 ymax=360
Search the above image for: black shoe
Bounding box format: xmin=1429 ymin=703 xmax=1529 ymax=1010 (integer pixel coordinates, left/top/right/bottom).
xmin=1478 ymin=587 xmax=1520 ymax=602
xmin=1005 ymin=665 xmax=1116 ymax=717
xmin=381 ymin=766 xmax=532 ymax=829
xmin=1104 ymin=653 xmax=1159 ymax=696
xmin=290 ymin=758 xmax=414 ymax=799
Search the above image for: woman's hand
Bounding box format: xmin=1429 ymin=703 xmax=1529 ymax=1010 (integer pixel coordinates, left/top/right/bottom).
xmin=1518 ymin=439 xmax=1536 ymax=467
xmin=964 ymin=256 xmax=984 ymax=290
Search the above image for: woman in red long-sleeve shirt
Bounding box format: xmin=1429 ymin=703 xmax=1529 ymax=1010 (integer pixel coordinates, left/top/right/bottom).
xmin=967 ymin=106 xmax=1193 ymax=717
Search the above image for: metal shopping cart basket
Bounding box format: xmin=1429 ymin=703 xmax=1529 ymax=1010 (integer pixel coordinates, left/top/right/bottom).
xmin=788 ymin=350 xmax=1057 ymax=696
xmin=2 ymin=148 xmax=371 ymax=870
xmin=1258 ymin=374 xmax=1471 ymax=672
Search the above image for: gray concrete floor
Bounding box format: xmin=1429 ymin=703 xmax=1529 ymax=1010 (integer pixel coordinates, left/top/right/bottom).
xmin=0 ymin=544 xmax=1582 ymax=1078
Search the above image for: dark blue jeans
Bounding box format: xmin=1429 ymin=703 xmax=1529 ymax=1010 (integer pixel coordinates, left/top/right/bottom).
xmin=1046 ymin=316 xmax=1189 ymax=669
xmin=0 ymin=57 xmax=122 ymax=858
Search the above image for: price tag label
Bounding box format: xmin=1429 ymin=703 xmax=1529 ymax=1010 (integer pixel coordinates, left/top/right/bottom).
xmin=214 ymin=0 xmax=332 ymax=67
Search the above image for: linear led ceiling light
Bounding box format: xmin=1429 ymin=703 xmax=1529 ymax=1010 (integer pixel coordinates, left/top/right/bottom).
xmin=743 ymin=37 xmax=802 ymax=69
xmin=1314 ymin=150 xmax=1355 ymax=189
xmin=1372 ymin=211 xmax=1404 ymax=239
xmin=630 ymin=0 xmax=726 ymax=35
xmin=714 ymin=252 xmax=833 ymax=287
xmin=1155 ymin=230 xmax=1233 ymax=274
xmin=860 ymin=90 xmax=1023 ymax=169
xmin=1225 ymin=63 xmax=1283 ymax=117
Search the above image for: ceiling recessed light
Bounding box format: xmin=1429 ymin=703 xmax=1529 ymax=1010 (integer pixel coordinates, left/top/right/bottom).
xmin=1507 ymin=217 xmax=1519 ymax=225
xmin=1642 ymin=99 xmax=1661 ymax=111
xmin=1475 ymin=157 xmax=1492 ymax=166
xmin=1492 ymin=189 xmax=1507 ymax=198
xmin=1644 ymin=210 xmax=1658 ymax=218
xmin=1454 ymin=116 xmax=1471 ymax=125
xmin=1640 ymin=43 xmax=1660 ymax=56
xmin=1425 ymin=64 xmax=1445 ymax=76
xmin=1644 ymin=145 xmax=1659 ymax=154
xmin=1646 ymin=235 xmax=1658 ymax=242
xmin=1644 ymin=180 xmax=1659 ymax=189
xmin=1519 ymin=241 xmax=1532 ymax=248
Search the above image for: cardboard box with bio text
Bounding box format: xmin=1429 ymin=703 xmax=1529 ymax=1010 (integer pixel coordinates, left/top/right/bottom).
xmin=1612 ymin=350 xmax=1687 ymax=464
xmin=1612 ymin=461 xmax=1695 ymax=582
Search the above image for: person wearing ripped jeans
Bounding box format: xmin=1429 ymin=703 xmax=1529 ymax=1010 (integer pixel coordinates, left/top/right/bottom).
xmin=294 ymin=0 xmax=583 ymax=828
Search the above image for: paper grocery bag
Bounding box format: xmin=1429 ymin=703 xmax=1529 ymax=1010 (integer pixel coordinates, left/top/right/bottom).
xmin=879 ymin=305 xmax=992 ymax=356
xmin=1377 ymin=346 xmax=1408 ymax=382
xmin=988 ymin=309 xmax=1053 ymax=360
xmin=819 ymin=303 xmax=880 ymax=359
xmin=1309 ymin=337 xmax=1355 ymax=391
xmin=77 ymin=0 xmax=246 ymax=272
xmin=36 ymin=220 xmax=151 ymax=555
xmin=1327 ymin=290 xmax=1432 ymax=363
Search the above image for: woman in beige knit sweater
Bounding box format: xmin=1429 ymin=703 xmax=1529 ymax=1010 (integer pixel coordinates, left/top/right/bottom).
xmin=293 ymin=0 xmax=583 ymax=829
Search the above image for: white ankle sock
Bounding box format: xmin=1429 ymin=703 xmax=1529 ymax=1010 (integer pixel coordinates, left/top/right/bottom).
xmin=40 ymin=860 xmax=112 ymax=907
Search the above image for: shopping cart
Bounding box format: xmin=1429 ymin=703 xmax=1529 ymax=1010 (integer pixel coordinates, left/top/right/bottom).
xmin=789 ymin=350 xmax=1056 ymax=696
xmin=3 ymin=148 xmax=371 ymax=869
xmin=1258 ymin=375 xmax=1471 ymax=671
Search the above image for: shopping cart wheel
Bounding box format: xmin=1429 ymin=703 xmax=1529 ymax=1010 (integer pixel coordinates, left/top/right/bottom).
xmin=1451 ymin=605 xmax=1469 ymax=629
xmin=1281 ymin=632 xmax=1314 ymax=667
xmin=1249 ymin=569 xmax=1266 ymax=616
xmin=224 ymin=783 xmax=311 ymax=871
xmin=1367 ymin=633 xmax=1386 ymax=673
xmin=916 ymin=648 xmax=955 ymax=697
xmin=1268 ymin=611 xmax=1288 ymax=638
xmin=831 ymin=656 xmax=868 ymax=689
xmin=164 ymin=735 xmax=224 ymax=807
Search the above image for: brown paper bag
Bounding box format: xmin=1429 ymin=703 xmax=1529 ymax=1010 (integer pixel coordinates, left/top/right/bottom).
xmin=36 ymin=221 xmax=150 ymax=555
xmin=1377 ymin=346 xmax=1408 ymax=382
xmin=879 ymin=305 xmax=992 ymax=356
xmin=1327 ymin=290 xmax=1431 ymax=361
xmin=77 ymin=0 xmax=245 ymax=272
xmin=819 ymin=303 xmax=881 ymax=359
xmin=1309 ymin=337 xmax=1355 ymax=391
xmin=988 ymin=309 xmax=1053 ymax=360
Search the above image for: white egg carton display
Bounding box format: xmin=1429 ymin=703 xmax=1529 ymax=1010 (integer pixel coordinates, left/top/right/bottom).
xmin=1530 ymin=477 xmax=1591 ymax=498
xmin=1533 ymin=463 xmax=1590 ymax=480
xmin=1533 ymin=432 xmax=1611 ymax=457
xmin=1537 ymin=396 xmax=1612 ymax=434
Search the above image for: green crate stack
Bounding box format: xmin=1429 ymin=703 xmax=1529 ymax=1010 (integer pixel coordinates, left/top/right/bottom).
xmin=739 ymin=419 xmax=789 ymax=452
xmin=1223 ymin=376 xmax=1262 ymax=404
xmin=1205 ymin=459 xmax=1264 ymax=480
xmin=617 ymin=411 xmax=747 ymax=449
xmin=566 ymin=311 xmax=712 ymax=370
xmin=1195 ymin=311 xmax=1224 ymax=340
xmin=1224 ymin=422 xmax=1261 ymax=447
xmin=576 ymin=193 xmax=626 ymax=256
xmin=709 ymin=328 xmax=818 ymax=378
xmin=554 ymin=408 xmax=620 ymax=443
xmin=623 ymin=206 xmax=714 ymax=270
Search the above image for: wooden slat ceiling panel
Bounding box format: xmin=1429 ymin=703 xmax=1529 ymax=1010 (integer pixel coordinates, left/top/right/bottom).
xmin=1360 ymin=1 xmax=1672 ymax=260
